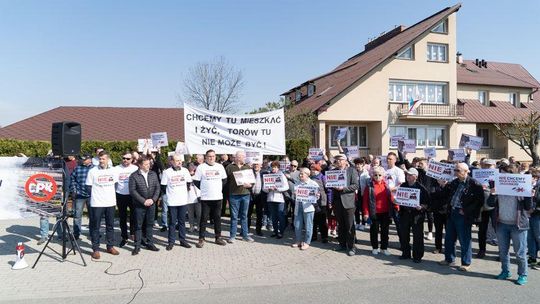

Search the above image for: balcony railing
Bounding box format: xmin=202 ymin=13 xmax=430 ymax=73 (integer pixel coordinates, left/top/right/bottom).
xmin=396 ymin=103 xmax=464 ymax=118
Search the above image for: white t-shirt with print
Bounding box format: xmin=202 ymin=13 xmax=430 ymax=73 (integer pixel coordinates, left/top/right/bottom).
xmin=161 ymin=167 xmax=192 ymax=206
xmin=193 ymin=162 xmax=227 ymax=200
xmin=384 ymin=166 xmax=405 ymax=190
xmin=86 ymin=166 xmax=119 ymax=207
xmin=115 ymin=164 xmax=138 ymax=195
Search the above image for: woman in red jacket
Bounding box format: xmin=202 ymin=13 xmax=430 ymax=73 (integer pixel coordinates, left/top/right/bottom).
xmin=363 ymin=166 xmax=398 ymax=256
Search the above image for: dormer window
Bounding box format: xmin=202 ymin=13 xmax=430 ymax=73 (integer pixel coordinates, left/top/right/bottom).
xmin=431 ymin=20 xmax=447 ymax=34
xmin=295 ymin=90 xmax=302 ymax=102
xmin=478 ymin=91 xmax=488 ymax=106
xmin=396 ymin=46 xmax=413 ymax=60
xmin=307 ymin=83 xmax=316 ymax=97
xmin=510 ymin=92 xmax=519 ymax=107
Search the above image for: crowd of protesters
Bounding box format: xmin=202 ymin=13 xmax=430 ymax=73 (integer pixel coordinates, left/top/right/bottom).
xmin=37 ymin=145 xmax=540 ymax=286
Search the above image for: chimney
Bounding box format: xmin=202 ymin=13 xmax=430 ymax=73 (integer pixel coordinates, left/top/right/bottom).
xmin=480 ymin=59 xmax=486 ymax=68
xmin=364 ymin=25 xmax=406 ymax=51
xmin=456 ymin=52 xmax=463 ymax=64
xmin=482 ymin=60 xmax=488 ymax=68
xmin=475 ymin=59 xmax=480 ymax=67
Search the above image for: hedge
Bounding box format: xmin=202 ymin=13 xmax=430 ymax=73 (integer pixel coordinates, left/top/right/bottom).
xmin=0 ymin=138 xmax=311 ymax=164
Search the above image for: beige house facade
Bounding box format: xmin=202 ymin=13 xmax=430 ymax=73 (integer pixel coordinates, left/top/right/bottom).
xmin=284 ymin=3 xmax=540 ymax=163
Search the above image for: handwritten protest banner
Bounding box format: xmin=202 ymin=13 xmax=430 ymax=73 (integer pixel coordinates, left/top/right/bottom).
xmin=495 ymin=173 xmax=532 ymax=197
xmin=472 ymin=169 xmax=498 ymax=188
xmin=232 ymin=169 xmax=256 ymax=186
xmin=426 ymin=159 xmax=455 ymax=181
xmin=184 ymin=103 xmax=285 ymax=154
xmin=398 ymin=139 xmax=416 ymax=153
xmin=308 ymin=148 xmax=324 ymax=161
xmin=395 ymin=187 xmax=421 ymax=207
xmin=325 ymin=170 xmax=347 ymax=187
xmin=448 ymin=148 xmax=466 ymax=162
xmin=263 ymin=173 xmax=287 ymax=191
xmin=151 ymin=132 xmax=168 ymax=148
xmin=424 ymin=147 xmax=436 ymax=158
xmin=459 ymin=134 xmax=483 ymax=151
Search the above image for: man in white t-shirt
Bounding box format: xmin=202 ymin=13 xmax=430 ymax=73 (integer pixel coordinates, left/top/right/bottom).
xmin=385 ymin=152 xmax=405 ymax=192
xmin=115 ymin=152 xmax=138 ymax=247
xmin=162 ymin=154 xmax=193 ymax=251
xmin=193 ymin=149 xmax=228 ymax=248
xmin=86 ymin=151 xmax=119 ymax=259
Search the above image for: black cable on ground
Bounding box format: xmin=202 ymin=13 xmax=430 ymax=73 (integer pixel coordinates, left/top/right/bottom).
xmin=91 ymin=258 xmax=144 ymax=304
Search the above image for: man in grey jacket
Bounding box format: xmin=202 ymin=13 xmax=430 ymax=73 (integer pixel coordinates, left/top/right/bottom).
xmin=330 ymin=154 xmax=360 ymax=256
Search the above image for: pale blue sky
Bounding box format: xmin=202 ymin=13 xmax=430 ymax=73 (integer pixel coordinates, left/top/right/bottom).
xmin=1 ymin=0 xmax=539 ymax=127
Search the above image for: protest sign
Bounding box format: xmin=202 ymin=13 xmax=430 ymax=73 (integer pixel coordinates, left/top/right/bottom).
xmin=0 ymin=157 xmax=64 ymax=220
xmin=334 ymin=127 xmax=348 ymax=142
xmin=459 ymin=134 xmax=483 ymax=151
xmin=263 ymin=173 xmax=287 ymax=191
xmin=151 ymin=132 xmax=168 ymax=148
xmin=343 ymin=146 xmax=359 ymax=160
xmin=294 ymin=185 xmax=319 ymax=209
xmin=245 ymin=151 xmax=262 ymax=165
xmin=424 ymin=147 xmax=436 ymax=159
xmin=398 ymin=139 xmax=416 ymax=153
xmin=279 ymin=161 xmax=290 ymax=172
xmin=391 ymin=135 xmax=405 ymax=147
xmin=472 ymin=169 xmax=498 ymax=188
xmin=175 ymin=141 xmax=188 ymax=154
xmin=184 ymin=103 xmax=285 ymax=155
xmin=495 ymin=173 xmax=532 ymax=197
xmin=308 ymin=148 xmax=324 ymax=161
xmin=426 ymin=159 xmax=455 ymax=181
xmin=395 ymin=187 xmax=421 ymax=208
xmin=232 ymin=169 xmax=256 ymax=186
xmin=379 ymin=155 xmax=388 ymax=169
xmin=137 ymin=138 xmax=153 ymax=153
xmin=448 ymin=148 xmax=466 ymax=162
xmin=325 ymin=170 xmax=347 ymax=188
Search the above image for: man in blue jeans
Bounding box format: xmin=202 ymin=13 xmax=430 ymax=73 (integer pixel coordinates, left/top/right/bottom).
xmin=70 ymin=154 xmax=93 ymax=240
xmin=225 ymin=151 xmax=255 ymax=243
xmin=437 ymin=162 xmax=483 ymax=271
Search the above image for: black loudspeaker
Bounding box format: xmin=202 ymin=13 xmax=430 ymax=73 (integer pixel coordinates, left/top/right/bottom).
xmin=51 ymin=122 xmax=81 ymax=156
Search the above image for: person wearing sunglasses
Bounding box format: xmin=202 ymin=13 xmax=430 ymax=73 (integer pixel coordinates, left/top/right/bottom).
xmin=363 ymin=166 xmax=396 ymax=256
xmin=115 ymin=151 xmax=138 ymax=247
xmin=437 ymin=162 xmax=483 ymax=272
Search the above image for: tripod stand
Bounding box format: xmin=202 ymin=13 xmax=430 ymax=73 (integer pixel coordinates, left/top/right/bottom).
xmin=32 ymin=180 xmax=87 ymax=268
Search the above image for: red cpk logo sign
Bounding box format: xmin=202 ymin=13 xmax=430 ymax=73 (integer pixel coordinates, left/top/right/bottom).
xmin=24 ymin=174 xmax=58 ymax=202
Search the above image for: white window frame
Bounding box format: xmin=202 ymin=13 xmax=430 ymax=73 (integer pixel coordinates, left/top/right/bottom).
xmin=431 ymin=20 xmax=448 ymax=34
xmin=328 ymin=125 xmax=368 ymax=148
xmin=307 ymin=84 xmax=315 ymax=97
xmin=427 ymin=43 xmax=448 ymax=62
xmin=389 ymin=125 xmax=447 ymax=148
xmin=509 ymin=92 xmax=519 ymax=107
xmin=388 ymin=80 xmax=447 ymax=104
xmin=478 ymin=91 xmax=488 ymax=105
xmin=477 ymin=128 xmax=490 ymax=148
xmin=396 ymin=46 xmax=414 ymax=60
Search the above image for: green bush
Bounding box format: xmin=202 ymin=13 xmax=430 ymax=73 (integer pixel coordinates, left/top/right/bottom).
xmin=286 ymin=138 xmax=311 ymax=162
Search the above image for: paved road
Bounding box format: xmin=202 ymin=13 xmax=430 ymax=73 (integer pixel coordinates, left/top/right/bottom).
xmin=0 ymin=217 xmax=538 ymax=304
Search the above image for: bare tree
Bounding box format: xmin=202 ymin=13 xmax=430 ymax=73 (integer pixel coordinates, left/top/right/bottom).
xmin=494 ymin=111 xmax=540 ymax=166
xmin=181 ymin=56 xmax=244 ymax=113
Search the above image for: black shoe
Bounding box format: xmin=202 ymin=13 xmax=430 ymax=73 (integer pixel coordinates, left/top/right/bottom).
xmin=132 ymin=247 xmax=140 ymax=255
xmin=160 ymin=226 xmax=167 ymax=232
xmin=141 ymin=240 xmax=148 ymax=247
xmin=180 ymin=241 xmax=192 ymax=249
xmin=322 ymin=239 xmax=329 ymax=244
xmin=276 ymin=234 xmax=283 ymax=239
xmin=256 ymin=230 xmax=263 ymax=236
xmin=336 ymin=245 xmax=347 ymax=252
xmin=413 ymin=258 xmax=422 ymax=263
xmin=119 ymin=239 xmax=127 ymax=248
xmin=399 ymin=255 xmax=411 ymax=260
xmin=146 ymin=244 xmax=160 ymax=251
xmin=476 ymin=250 xmax=486 ymax=259
xmin=270 ymin=233 xmax=277 ymax=238
xmin=166 ymin=244 xmax=174 ymax=251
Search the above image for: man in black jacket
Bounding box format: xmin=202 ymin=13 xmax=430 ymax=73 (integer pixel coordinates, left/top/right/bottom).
xmin=398 ymin=168 xmax=430 ymax=263
xmin=437 ymin=162 xmax=483 ymax=271
xmin=129 ymin=156 xmax=161 ymax=255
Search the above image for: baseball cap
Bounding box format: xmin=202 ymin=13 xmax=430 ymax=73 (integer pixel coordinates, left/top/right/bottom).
xmin=82 ymin=153 xmax=92 ymax=160
xmin=405 ymin=168 xmax=419 ymax=176
xmin=334 ymin=154 xmax=346 ymax=160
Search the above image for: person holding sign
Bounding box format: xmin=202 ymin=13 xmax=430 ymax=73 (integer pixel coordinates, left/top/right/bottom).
xmin=263 ymin=161 xmax=290 ymax=239
xmin=437 ymin=163 xmax=483 ymax=272
xmin=193 ymin=150 xmax=228 ymax=248
xmin=397 ymin=168 xmax=430 ymax=263
xmin=225 ymin=151 xmax=255 ymax=243
xmin=330 ymin=154 xmax=359 ymax=256
xmin=161 ymin=154 xmax=193 ymax=251
xmin=292 ymin=168 xmax=321 ymax=250
xmin=486 ymin=164 xmax=532 ymax=285
xmin=363 ymin=166 xmax=396 ymax=256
